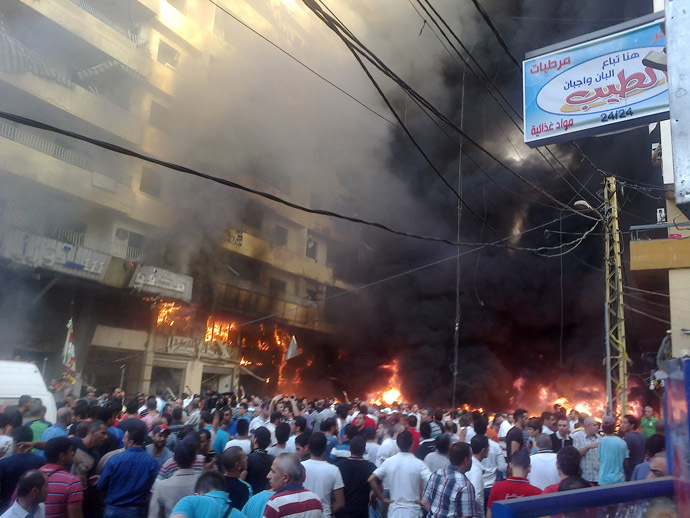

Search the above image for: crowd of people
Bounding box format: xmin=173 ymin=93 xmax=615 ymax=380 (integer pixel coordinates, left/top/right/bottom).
xmin=0 ymin=386 xmax=668 ymax=518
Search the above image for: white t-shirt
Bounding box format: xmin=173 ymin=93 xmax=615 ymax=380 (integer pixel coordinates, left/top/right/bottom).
xmin=285 ymin=436 xmax=296 ymax=453
xmin=267 ymin=445 xmax=287 ymax=457
xmin=373 ymin=452 xmax=431 ymax=518
xmin=302 ymin=459 xmax=344 ymax=518
xmin=423 ymin=451 xmax=449 ymax=473
xmin=376 ymin=438 xmax=400 ymax=467
xmin=498 ymin=420 xmax=512 ymax=439
xmin=365 ymin=442 xmax=380 ymax=463
xmin=527 ymin=452 xmax=560 ymax=490
xmin=248 ymin=415 xmax=269 ymax=433
xmin=466 ymin=457 xmax=485 ymax=518
xmin=463 ymin=426 xmax=476 ymax=444
xmin=481 ymin=439 xmax=507 ymax=488
xmin=224 ymin=438 xmax=251 ymax=455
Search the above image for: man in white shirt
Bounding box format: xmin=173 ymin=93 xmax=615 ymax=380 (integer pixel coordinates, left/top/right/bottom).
xmin=423 ymin=434 xmax=450 ymax=473
xmin=467 ymin=435 xmax=488 ymax=518
xmin=527 ymin=434 xmax=560 ymax=490
xmin=302 ymin=432 xmax=344 ymax=518
xmin=475 ymin=418 xmax=506 ymax=507
xmin=0 ymin=469 xmax=47 ymax=518
xmin=368 ymin=430 xmax=431 ymax=518
xmin=248 ymin=402 xmax=271 ymax=434
xmin=376 ymin=424 xmax=403 ymax=467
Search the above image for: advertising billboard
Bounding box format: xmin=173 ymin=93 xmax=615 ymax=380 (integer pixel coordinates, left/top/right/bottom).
xmin=523 ymin=13 xmax=667 ymax=147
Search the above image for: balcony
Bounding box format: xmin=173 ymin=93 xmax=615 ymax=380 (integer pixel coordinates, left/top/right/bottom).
xmin=214 ymin=278 xmax=334 ymax=332
xmin=0 ymin=120 xmax=132 ymax=188
xmin=54 ymin=227 xmax=142 ymax=262
xmin=629 ymin=223 xmax=690 ymax=271
xmin=69 ymin=0 xmax=149 ymax=50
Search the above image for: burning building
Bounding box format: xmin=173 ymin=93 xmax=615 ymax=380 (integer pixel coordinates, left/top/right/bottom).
xmin=0 ymin=0 xmax=358 ymax=397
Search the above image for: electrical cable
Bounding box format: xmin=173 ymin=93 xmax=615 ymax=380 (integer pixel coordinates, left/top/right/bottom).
xmin=208 ymin=0 xmax=397 ymax=127
xmin=303 ymin=0 xmax=601 ymax=223
xmin=624 ymin=304 xmax=671 ymax=325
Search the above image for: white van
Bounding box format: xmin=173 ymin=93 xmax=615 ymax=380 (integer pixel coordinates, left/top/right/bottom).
xmin=0 ymin=361 xmax=57 ymax=424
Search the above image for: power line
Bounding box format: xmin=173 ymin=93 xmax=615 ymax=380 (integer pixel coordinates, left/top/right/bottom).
xmin=468 ymin=0 xmax=521 ymax=68
xmin=302 ymin=0 xmax=601 ymax=223
xmin=208 ymin=0 xmax=396 ymax=127
xmin=0 ymin=111 xmax=517 ymax=249
xmin=624 ymin=304 xmax=671 ymax=325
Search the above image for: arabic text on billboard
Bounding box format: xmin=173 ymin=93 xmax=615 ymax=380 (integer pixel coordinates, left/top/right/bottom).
xmin=523 ymin=17 xmax=667 ymax=147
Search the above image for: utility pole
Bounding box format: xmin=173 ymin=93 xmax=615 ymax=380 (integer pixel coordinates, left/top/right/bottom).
xmin=603 ymin=176 xmax=628 ymax=415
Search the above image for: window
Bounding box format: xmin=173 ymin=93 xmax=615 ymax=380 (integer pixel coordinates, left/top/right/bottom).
xmin=140 ymin=167 xmax=162 ymax=198
xmin=157 ymin=41 xmax=180 ymax=69
xmin=273 ymin=225 xmax=288 ymax=247
xmin=150 ymin=102 xmax=173 ymax=131
xmin=167 ymin=0 xmax=186 ymax=13
xmin=306 ymin=235 xmax=318 ymax=260
xmin=269 ymin=278 xmax=286 ymax=293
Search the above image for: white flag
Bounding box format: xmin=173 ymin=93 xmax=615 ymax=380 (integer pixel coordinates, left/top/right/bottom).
xmin=285 ymin=335 xmax=299 ymax=361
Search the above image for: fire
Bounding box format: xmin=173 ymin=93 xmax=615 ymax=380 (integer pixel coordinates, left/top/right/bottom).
xmin=155 ymin=301 xmax=191 ymax=329
xmin=368 ymin=360 xmax=404 ymax=406
xmin=239 ymin=357 xmax=252 ymax=366
xmin=205 ymin=317 xmax=236 ymax=344
xmin=509 ymin=375 xmax=608 ymax=419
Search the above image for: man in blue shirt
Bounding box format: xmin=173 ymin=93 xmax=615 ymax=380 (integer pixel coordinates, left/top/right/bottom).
xmin=171 ymin=471 xmax=244 ymax=518
xmin=37 ymin=408 xmax=73 ymax=460
xmin=98 ymin=426 xmax=159 ymax=517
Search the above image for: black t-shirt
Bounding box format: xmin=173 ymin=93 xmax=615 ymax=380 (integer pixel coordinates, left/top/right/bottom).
xmin=624 ymin=432 xmax=646 ymax=480
xmin=506 ymin=426 xmax=524 ymax=462
xmin=0 ymin=453 xmax=45 ymax=512
xmin=224 ymin=476 xmax=251 ymax=509
xmin=116 ymin=417 xmax=147 ymax=436
xmin=335 ymin=457 xmax=376 ymax=518
xmin=246 ymin=451 xmax=274 ymax=495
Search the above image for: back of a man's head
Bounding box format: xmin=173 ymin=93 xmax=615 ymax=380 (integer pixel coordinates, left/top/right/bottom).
xmin=13 ymin=425 xmax=33 ymax=444
xmin=434 ymin=410 xmax=444 ymax=422
xmin=308 ymin=432 xmax=327 ymax=458
xmin=473 ymin=417 xmax=488 ymax=436
xmin=510 ymin=449 xmax=530 ymax=470
xmin=253 ymin=427 xmax=271 ymax=450
xmin=436 ymin=434 xmax=451 ymax=455
xmin=536 ymin=433 xmax=552 ymax=450
xmin=127 ymin=425 xmax=146 ymax=446
xmin=396 ymin=430 xmax=413 ymax=452
xmin=146 ymin=396 xmax=157 ymax=411
xmin=222 ymin=446 xmax=245 ymax=473
xmin=172 ymin=408 xmax=183 ymax=422
xmin=470 ymin=434 xmax=489 ymax=455
xmin=275 ymin=422 xmax=290 ymax=445
xmin=420 ymin=421 xmax=432 ymax=440
xmin=236 ymin=418 xmax=249 ymax=436
xmin=194 ymin=471 xmax=225 ymax=494
xmin=448 ymin=442 xmax=471 ymax=468
xmin=16 ymin=470 xmax=45 ymax=498
xmin=408 ymin=415 xmax=417 ymax=428
xmin=556 ymin=446 xmax=582 ymax=477
xmin=293 ymin=415 xmax=307 ymax=434
xmin=350 ymin=435 xmax=366 ymax=457
xmin=174 ymin=442 xmax=196 ymax=469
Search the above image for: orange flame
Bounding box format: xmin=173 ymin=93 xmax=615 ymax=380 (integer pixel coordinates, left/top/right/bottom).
xmin=205 ymin=317 xmax=236 ymax=344
xmin=368 ymin=360 xmax=403 ymax=406
xmin=156 ymin=302 xmax=191 ymax=329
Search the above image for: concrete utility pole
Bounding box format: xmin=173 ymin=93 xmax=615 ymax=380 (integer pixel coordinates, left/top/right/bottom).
xmin=603 ymin=177 xmax=629 ymax=415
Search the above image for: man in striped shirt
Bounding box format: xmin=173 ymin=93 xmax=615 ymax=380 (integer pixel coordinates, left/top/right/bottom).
xmin=422 ymin=442 xmax=476 ymax=518
xmin=264 ymin=453 xmax=322 ymax=518
xmin=41 ymin=437 xmax=83 ymax=518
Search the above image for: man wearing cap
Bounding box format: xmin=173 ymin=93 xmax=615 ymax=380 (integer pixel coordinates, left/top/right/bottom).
xmin=147 ymin=426 xmax=173 ymax=470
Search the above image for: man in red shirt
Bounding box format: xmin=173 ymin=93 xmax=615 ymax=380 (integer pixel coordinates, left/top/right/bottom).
xmin=407 ymin=415 xmax=421 ymax=453
xmin=42 ymin=437 xmax=84 ymax=518
xmin=487 ymin=450 xmax=541 ymax=515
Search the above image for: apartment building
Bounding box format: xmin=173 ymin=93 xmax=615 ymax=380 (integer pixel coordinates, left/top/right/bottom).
xmin=0 ymin=0 xmax=357 ymax=396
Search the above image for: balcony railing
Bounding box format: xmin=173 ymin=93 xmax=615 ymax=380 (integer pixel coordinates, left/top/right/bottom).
xmin=69 ymin=0 xmax=149 ymax=50
xmin=0 ymin=120 xmax=132 ymax=186
xmin=54 ymin=227 xmax=142 ymax=261
xmin=630 ymin=222 xmax=690 ymax=240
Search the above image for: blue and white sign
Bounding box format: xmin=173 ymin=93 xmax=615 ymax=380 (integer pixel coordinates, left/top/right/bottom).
xmin=523 ymin=15 xmax=667 ymax=147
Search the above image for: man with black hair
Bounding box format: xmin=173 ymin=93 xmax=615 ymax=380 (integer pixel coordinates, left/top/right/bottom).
xmin=41 ymin=437 xmax=84 ymax=518
xmin=170 ymin=471 xmax=243 ymax=518
xmin=550 ymin=417 xmax=572 ymax=454
xmin=407 ymin=416 xmax=420 ymax=453
xmin=422 ymin=442 xmax=475 ymax=518
xmin=0 ymin=426 xmax=45 ymax=512
xmin=487 ymin=450 xmax=541 ymax=514
xmin=249 ymin=402 xmax=271 ymax=434
xmin=246 ymin=427 xmax=275 ymax=494
xmin=148 ymin=441 xmax=199 ymax=518
xmin=285 ymin=416 xmax=307 ymax=454
xmin=416 ymin=422 xmax=436 ymax=461
xmin=474 ymin=417 xmax=505 ymax=510
xmin=424 ymin=433 xmax=451 ymax=472
xmin=363 ymin=427 xmax=379 ymax=463
xmin=420 ymin=409 xmax=440 ymax=439
xmin=320 ymin=418 xmax=339 ymax=459
xmin=631 ymin=433 xmax=666 ymax=481
xmin=619 ymin=414 xmax=645 ymax=481
xmin=221 ymin=446 xmax=252 ymax=510
xmin=302 ymin=432 xmax=344 ymax=518
xmin=98 ymin=426 xmax=159 ymax=517
xmin=467 ymin=435 xmax=488 ymax=517
xmin=0 ymin=469 xmax=47 ymax=518
xmin=294 ymin=433 xmax=311 ymax=461
xmin=7 ymin=395 xmax=33 ymax=430
xmin=505 ymin=409 xmax=527 ymax=463
xmin=335 ymin=435 xmax=375 ymax=518
xmin=268 ymin=423 xmax=291 ymax=457
xmin=141 ymin=397 xmax=161 ymax=433
xmin=369 ymin=430 xmax=431 ymax=517
xmin=540 ymin=446 xmax=586 ymax=494
xmin=225 ymin=418 xmax=251 ymax=455
xmin=116 ymin=401 xmax=147 ymax=438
